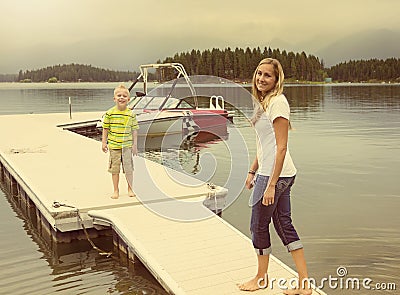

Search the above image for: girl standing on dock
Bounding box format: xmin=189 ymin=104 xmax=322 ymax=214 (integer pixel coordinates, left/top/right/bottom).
xmin=238 ymin=58 xmax=311 ymax=294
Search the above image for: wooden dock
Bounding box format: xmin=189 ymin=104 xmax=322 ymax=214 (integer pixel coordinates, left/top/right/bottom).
xmin=0 ymin=112 xmax=327 ymax=294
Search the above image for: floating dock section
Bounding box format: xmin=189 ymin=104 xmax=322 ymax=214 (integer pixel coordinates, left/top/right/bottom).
xmin=0 ymin=112 xmax=327 ymax=294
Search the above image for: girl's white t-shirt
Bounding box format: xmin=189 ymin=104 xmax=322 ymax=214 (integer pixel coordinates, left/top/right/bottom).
xmin=254 ymin=94 xmax=297 ymax=177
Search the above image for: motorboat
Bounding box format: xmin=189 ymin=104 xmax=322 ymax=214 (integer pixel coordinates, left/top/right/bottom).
xmin=126 ymin=63 xmax=232 ymax=140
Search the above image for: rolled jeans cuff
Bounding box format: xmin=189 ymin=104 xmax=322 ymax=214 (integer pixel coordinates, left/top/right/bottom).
xmin=255 ymin=247 xmax=272 ymax=256
xmin=286 ymin=240 xmax=303 ymax=252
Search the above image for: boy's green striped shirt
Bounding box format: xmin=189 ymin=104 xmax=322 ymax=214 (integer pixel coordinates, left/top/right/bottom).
xmin=102 ymin=106 xmax=139 ymax=149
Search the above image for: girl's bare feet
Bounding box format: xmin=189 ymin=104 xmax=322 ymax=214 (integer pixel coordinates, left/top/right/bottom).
xmin=128 ymin=188 xmax=136 ymax=198
xmin=283 ymin=288 xmax=312 ymax=295
xmin=238 ymin=275 xmax=268 ymax=291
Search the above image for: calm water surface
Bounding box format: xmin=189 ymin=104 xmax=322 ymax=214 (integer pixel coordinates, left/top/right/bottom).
xmin=0 ymin=83 xmax=399 ymax=294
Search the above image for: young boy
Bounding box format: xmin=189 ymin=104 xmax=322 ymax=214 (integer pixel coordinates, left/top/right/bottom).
xmin=102 ymin=84 xmax=139 ymax=199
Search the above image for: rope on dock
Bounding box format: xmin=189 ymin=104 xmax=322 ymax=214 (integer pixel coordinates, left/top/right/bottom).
xmin=52 ymin=201 xmax=112 ymax=257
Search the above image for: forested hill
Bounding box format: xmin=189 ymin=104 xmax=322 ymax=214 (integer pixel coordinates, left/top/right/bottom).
xmin=15 ymin=64 xmax=138 ymax=83
xmin=159 ymin=47 xmax=400 ymax=83
xmin=328 ymin=58 xmax=400 ymax=82
xmin=159 ymin=47 xmax=324 ymax=82
xmin=1 ymin=47 xmax=399 ymax=83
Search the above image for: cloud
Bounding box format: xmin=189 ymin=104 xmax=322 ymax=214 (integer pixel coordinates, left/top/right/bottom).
xmin=1 ymin=0 xmax=400 ymax=73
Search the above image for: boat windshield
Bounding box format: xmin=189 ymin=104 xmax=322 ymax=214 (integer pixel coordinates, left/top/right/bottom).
xmin=162 ymin=97 xmax=181 ymax=109
xmin=129 ymin=96 xmax=181 ymax=110
xmin=128 ymin=96 xmax=142 ymax=108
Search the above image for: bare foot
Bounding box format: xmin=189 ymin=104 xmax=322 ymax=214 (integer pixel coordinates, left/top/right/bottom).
xmin=283 ymin=288 xmax=312 ymax=295
xmin=111 ymin=191 xmax=119 ymax=199
xmin=128 ymin=188 xmax=136 ymax=198
xmin=238 ymin=276 xmax=268 ymax=291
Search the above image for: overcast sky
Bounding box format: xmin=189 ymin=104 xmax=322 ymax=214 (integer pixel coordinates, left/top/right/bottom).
xmin=1 ymin=0 xmax=399 ymax=73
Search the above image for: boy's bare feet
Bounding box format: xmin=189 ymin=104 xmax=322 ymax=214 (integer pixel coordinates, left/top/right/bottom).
xmin=128 ymin=188 xmax=136 ymax=198
xmin=238 ymin=275 xmax=268 ymax=291
xmin=111 ymin=191 xmax=119 ymax=199
xmin=283 ymin=288 xmax=312 ymax=295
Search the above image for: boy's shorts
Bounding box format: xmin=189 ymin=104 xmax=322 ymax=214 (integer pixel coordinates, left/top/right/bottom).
xmin=108 ymin=148 xmax=134 ymax=174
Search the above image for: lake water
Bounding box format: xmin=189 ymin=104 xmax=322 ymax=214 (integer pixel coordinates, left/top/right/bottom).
xmin=0 ymin=82 xmax=399 ymax=294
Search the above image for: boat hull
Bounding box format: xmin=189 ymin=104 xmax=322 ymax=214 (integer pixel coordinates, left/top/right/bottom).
xmin=136 ymin=111 xmax=184 ymax=137
xmin=191 ymin=109 xmax=229 ymax=137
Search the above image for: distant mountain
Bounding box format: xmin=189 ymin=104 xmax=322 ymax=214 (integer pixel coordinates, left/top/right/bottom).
xmin=316 ymin=29 xmax=400 ymax=66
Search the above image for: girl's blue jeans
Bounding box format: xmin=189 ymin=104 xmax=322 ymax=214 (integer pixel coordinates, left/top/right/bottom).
xmin=250 ymin=174 xmax=303 ymax=255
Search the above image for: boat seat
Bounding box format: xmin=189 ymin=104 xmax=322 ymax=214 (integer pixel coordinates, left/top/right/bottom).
xmin=209 ymin=95 xmax=224 ymax=110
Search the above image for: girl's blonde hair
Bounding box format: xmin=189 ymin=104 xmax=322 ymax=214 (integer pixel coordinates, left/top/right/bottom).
xmin=251 ymin=58 xmax=284 ymax=124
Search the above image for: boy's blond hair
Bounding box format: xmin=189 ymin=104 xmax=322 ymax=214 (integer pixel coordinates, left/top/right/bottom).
xmin=114 ymin=84 xmax=130 ymax=96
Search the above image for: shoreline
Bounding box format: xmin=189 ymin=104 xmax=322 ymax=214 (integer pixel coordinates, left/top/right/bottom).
xmin=0 ymin=81 xmax=399 ymax=87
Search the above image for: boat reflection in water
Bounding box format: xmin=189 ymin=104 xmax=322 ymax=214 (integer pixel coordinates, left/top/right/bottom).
xmin=142 ymin=118 xmax=231 ymax=217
